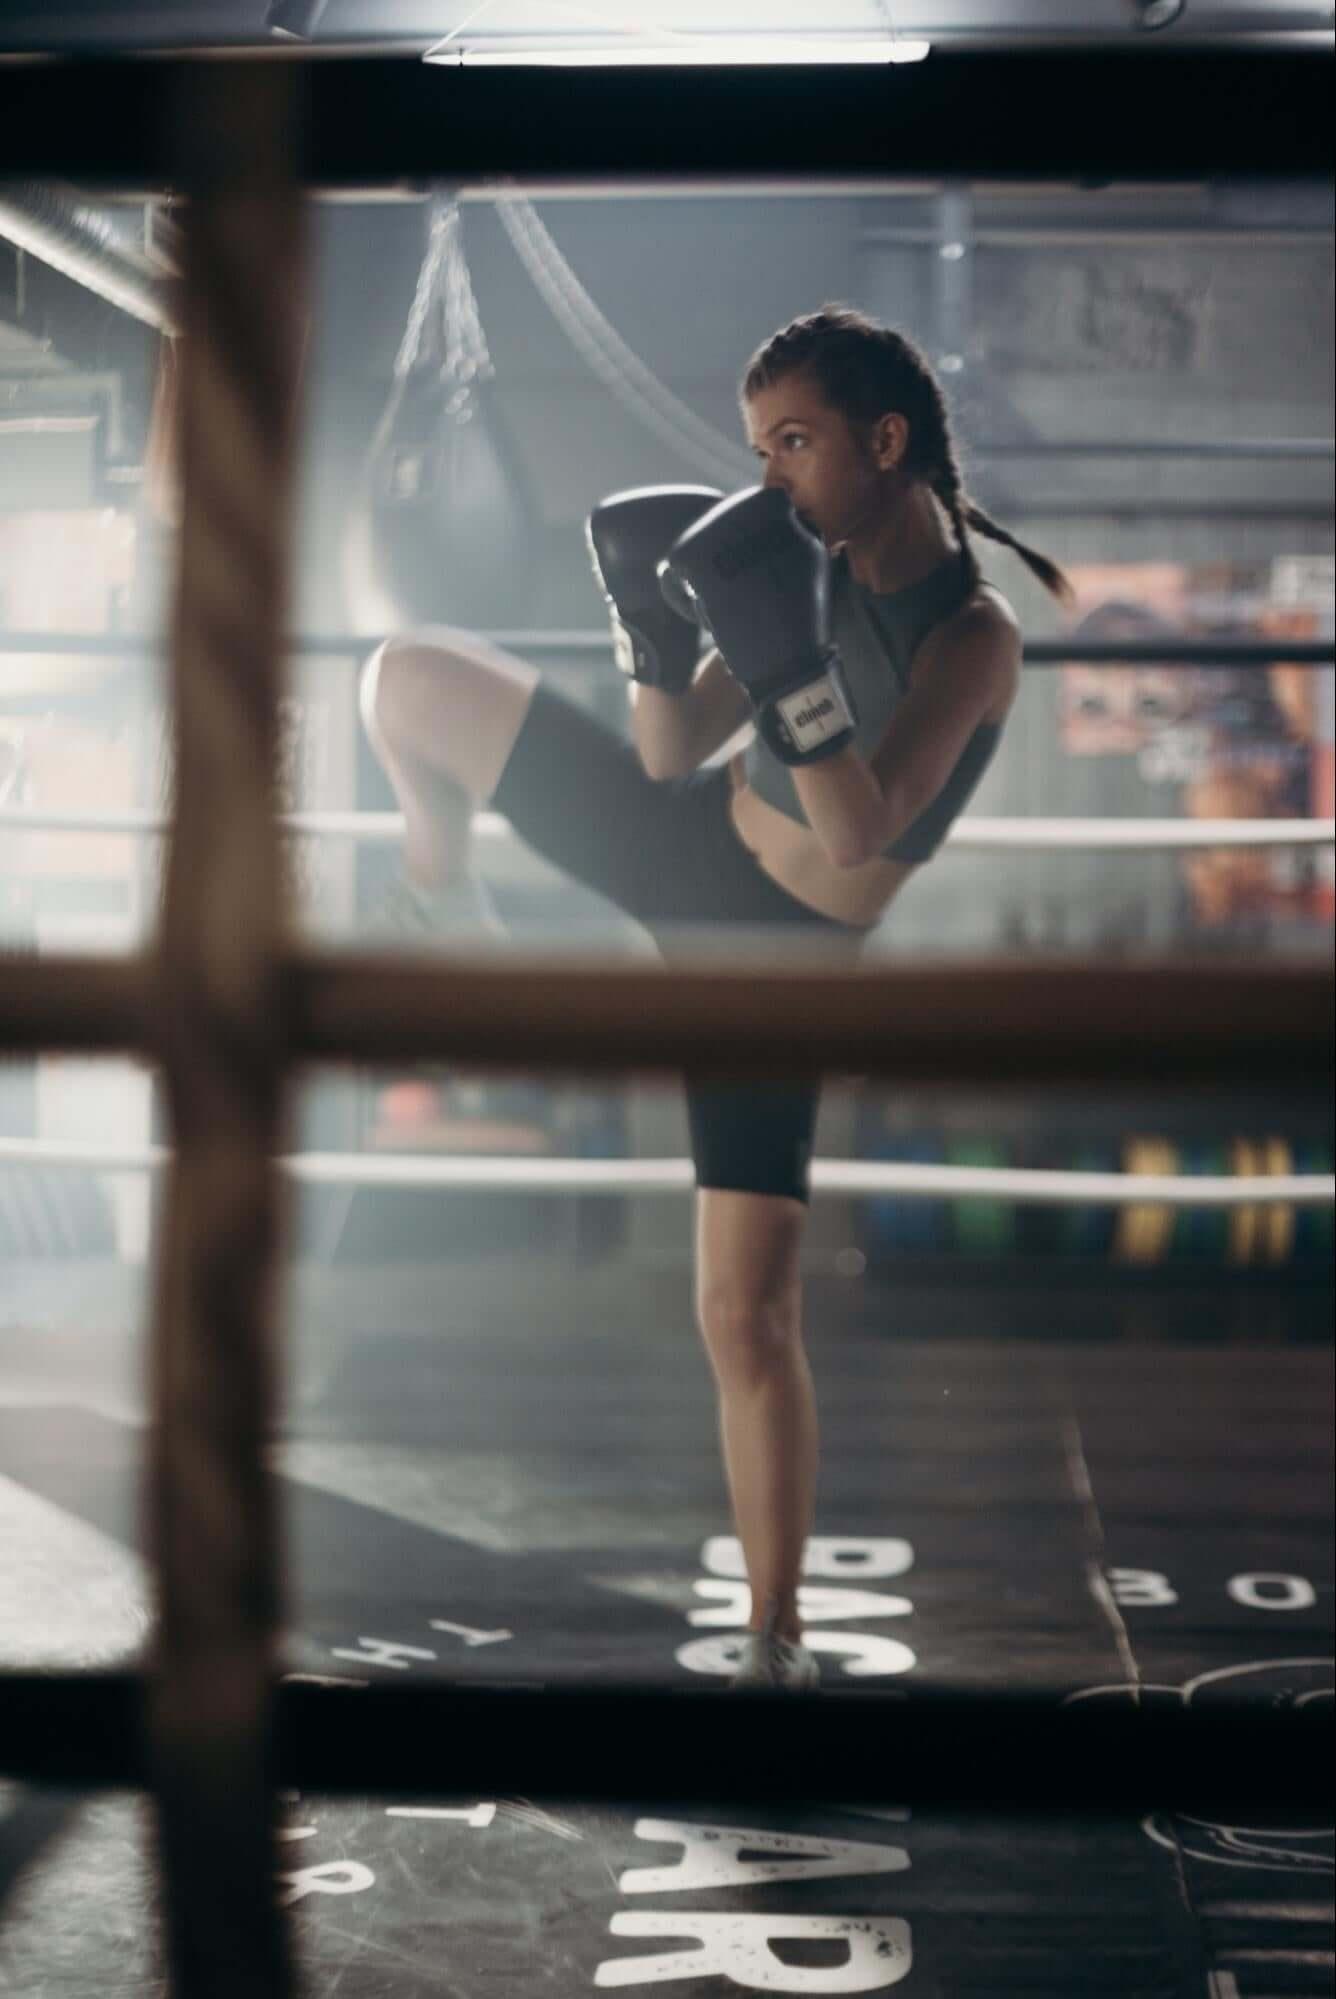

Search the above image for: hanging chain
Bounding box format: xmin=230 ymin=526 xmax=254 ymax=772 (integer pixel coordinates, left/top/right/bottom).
xmin=394 ymin=196 xmax=494 ymax=420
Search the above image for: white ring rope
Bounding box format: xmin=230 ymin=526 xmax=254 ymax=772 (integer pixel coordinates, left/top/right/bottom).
xmin=2 ymin=806 xmax=1332 ymax=852
xmin=1 ymin=1135 xmax=1330 ymax=1208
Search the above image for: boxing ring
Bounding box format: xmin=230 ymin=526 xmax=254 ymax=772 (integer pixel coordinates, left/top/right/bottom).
xmin=1 ymin=40 xmax=1333 ymax=1999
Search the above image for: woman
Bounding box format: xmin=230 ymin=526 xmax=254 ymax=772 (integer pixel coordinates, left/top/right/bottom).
xmin=359 ymin=305 xmax=1071 ymax=1687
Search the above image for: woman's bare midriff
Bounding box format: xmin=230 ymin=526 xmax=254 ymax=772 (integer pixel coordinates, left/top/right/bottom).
xmin=727 ymin=752 xmax=915 ymax=929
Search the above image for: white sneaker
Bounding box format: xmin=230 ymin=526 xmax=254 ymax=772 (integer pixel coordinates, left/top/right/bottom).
xmin=730 ymin=1605 xmax=820 ymax=1691
xmin=368 ymin=870 xmax=505 ymax=949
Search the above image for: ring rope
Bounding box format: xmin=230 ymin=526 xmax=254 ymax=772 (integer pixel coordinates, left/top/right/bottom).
xmin=144 ymin=68 xmax=301 ymax=1996
xmin=2 ymin=1135 xmax=1329 ymax=1208
xmin=3 ymin=806 xmax=1331 ymax=850
xmin=1 ymin=630 xmax=1332 ymax=665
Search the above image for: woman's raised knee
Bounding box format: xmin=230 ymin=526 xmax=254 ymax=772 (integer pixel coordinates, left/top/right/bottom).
xmin=361 ymin=634 xmax=462 ymax=756
xmin=359 ymin=630 xmax=539 ymax=800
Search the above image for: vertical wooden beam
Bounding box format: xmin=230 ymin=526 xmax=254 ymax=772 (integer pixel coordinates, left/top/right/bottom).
xmin=145 ymin=61 xmax=305 ymax=1999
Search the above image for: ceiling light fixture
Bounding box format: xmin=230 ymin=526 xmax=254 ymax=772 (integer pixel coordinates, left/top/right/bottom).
xmin=424 ymin=36 xmax=931 ymax=67
xmin=265 ymin=0 xmax=330 ymax=40
xmin=1129 ymin=0 xmax=1186 ymax=29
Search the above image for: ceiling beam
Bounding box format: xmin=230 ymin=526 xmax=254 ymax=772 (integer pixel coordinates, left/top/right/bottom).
xmin=0 ymin=49 xmax=1329 ymax=182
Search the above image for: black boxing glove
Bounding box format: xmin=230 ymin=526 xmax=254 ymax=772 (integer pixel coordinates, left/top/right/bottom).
xmin=586 ymin=486 xmax=721 ymax=693
xmin=659 ymin=485 xmax=857 ymax=764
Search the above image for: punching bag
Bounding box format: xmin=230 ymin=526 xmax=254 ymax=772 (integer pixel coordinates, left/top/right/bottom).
xmin=351 ymin=199 xmax=537 ymax=631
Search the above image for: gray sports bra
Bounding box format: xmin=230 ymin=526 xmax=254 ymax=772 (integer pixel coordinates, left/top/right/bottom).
xmin=741 ymin=551 xmax=1002 ymax=864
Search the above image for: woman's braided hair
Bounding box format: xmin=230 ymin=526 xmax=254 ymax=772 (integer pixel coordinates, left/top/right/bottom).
xmin=743 ymin=304 xmax=1073 ymax=606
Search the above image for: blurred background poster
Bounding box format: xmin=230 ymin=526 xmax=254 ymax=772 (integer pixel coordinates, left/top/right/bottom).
xmin=1060 ymin=555 xmax=1335 ymax=926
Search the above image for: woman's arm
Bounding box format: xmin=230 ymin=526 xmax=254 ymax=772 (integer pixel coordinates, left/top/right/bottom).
xmin=791 ymin=598 xmax=1021 ymax=867
xmin=629 ymin=648 xmax=752 ymax=781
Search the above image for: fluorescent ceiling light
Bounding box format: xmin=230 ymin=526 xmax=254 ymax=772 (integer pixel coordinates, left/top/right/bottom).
xmin=425 ymin=37 xmax=932 ymax=67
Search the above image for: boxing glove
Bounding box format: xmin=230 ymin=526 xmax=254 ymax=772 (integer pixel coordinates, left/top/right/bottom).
xmin=659 ymin=486 xmax=857 ymax=764
xmin=586 ymin=485 xmax=721 ymax=693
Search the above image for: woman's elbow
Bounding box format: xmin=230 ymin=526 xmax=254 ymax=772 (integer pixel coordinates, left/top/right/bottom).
xmin=822 ymin=816 xmax=878 ymax=869
xmin=829 ymin=838 xmax=871 ymax=870
xmin=637 ymin=745 xmax=689 ymax=783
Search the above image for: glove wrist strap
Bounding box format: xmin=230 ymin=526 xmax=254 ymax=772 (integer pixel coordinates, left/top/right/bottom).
xmin=756 ymin=649 xmax=857 ymax=765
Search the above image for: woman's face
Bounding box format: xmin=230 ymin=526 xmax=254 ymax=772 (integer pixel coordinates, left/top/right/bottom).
xmin=743 ymin=371 xmax=893 ymax=548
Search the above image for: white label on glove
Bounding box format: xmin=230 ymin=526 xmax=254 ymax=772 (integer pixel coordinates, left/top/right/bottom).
xmin=776 ymin=671 xmax=855 ymax=755
xmin=610 ymin=618 xmax=637 ymax=679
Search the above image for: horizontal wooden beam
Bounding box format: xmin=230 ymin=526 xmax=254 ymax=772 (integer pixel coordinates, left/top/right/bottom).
xmin=0 ymin=953 xmax=152 ymax=1054
xmin=0 ymin=1671 xmax=1328 ymax=1813
xmin=1 ymin=951 xmax=1328 ymax=1085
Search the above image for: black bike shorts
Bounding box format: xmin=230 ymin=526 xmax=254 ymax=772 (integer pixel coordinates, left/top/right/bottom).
xmin=490 ymin=679 xmax=867 ymax=1202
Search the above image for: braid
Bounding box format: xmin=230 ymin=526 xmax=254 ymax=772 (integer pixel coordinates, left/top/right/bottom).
xmin=743 ymin=303 xmax=1074 ymax=606
xmin=961 ymin=498 xmax=1076 ymax=608
xmin=928 ymin=449 xmax=982 ymax=597
xmin=919 ymin=354 xmax=1076 ymax=608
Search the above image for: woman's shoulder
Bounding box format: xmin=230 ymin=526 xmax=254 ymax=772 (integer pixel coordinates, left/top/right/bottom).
xmin=920 ymin=581 xmax=1022 ymax=720
xmin=945 ymin=580 xmax=1022 ymax=664
xmin=960 ymin=578 xmax=1021 ymax=639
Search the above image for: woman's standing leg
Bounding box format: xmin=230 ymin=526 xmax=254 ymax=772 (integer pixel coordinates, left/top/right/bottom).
xmin=363 ymin=642 xmax=827 ymax=1650
xmin=694 ymin=1188 xmax=817 ymax=1642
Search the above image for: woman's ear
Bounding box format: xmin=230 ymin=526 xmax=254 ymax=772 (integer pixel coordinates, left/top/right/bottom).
xmin=872 ymin=412 xmax=910 ymax=471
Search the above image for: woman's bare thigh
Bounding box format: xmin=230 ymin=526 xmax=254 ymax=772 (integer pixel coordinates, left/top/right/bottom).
xmin=361 ymin=626 xmax=540 ymax=804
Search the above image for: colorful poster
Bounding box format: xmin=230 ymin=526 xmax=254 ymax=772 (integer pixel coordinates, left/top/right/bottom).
xmin=1060 ymin=558 xmax=1334 ymax=928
